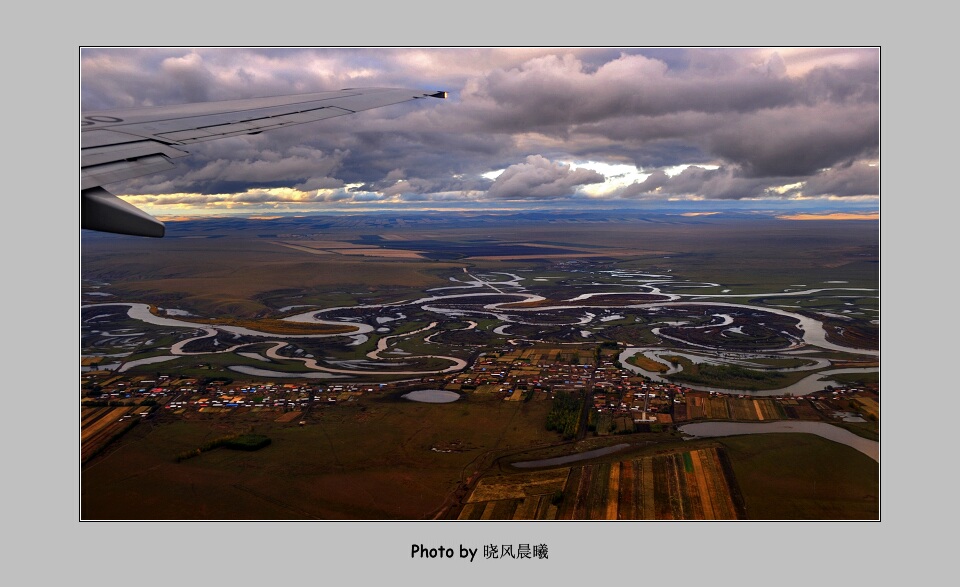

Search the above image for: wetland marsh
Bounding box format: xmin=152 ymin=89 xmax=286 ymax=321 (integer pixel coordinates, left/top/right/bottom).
xmin=81 ymin=211 xmax=879 ymax=520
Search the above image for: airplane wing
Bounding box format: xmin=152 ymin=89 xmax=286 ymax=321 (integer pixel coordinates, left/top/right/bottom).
xmin=81 ymin=88 xmax=446 ymax=237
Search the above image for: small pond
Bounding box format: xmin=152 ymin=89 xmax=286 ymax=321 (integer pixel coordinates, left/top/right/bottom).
xmin=402 ymin=389 xmax=461 ymax=403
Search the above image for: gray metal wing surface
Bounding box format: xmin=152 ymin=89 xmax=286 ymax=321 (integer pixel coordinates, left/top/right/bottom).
xmin=81 ymin=88 xmax=446 ymax=237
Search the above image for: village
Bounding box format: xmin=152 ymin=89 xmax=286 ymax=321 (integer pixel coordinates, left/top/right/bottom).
xmin=81 ymin=342 xmax=880 ymax=522
xmin=81 ymin=344 xmax=879 ymax=439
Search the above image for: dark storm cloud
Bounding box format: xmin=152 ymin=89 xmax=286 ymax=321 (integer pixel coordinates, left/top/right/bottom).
xmin=470 ymin=52 xmax=798 ymax=126
xmin=438 ymin=50 xmax=878 ymax=187
xmin=177 ymin=147 xmax=344 ymax=185
xmin=118 ymin=142 xmax=349 ymax=195
xmin=801 ymin=160 xmax=880 ymax=197
xmin=81 ymin=48 xmax=879 ymax=208
xmin=704 ymin=104 xmax=879 ymax=177
xmin=450 ymin=51 xmax=874 ymax=129
xmin=616 ymin=166 xmax=779 ymax=200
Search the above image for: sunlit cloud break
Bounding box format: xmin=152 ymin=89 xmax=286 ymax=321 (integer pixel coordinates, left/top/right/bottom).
xmin=83 ymin=47 xmax=879 ymax=214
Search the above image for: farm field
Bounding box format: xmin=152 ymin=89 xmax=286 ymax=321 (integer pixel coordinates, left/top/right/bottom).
xmin=81 ymin=391 xmax=556 ymax=520
xmin=679 ymin=395 xmax=786 ymax=422
xmin=81 ymin=405 xmax=148 ymax=463
xmin=458 ymin=469 xmax=568 ymax=520
xmin=459 ymin=447 xmax=742 ymax=520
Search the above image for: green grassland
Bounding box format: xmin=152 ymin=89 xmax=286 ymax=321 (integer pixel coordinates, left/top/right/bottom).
xmin=83 ymin=216 xmax=878 ymax=318
xmin=81 ymin=391 xmax=556 ymax=520
xmin=486 ymin=432 xmax=878 ymax=520
xmin=716 ymin=433 xmax=878 ymax=519
xmin=835 ymin=421 xmax=879 ymax=441
xmin=829 ymin=372 xmax=880 ymax=386
xmin=81 ymin=396 xmax=879 ymax=520
xmin=81 ymin=390 xmax=880 ymax=520
xmin=83 ymin=235 xmax=460 ymax=319
xmin=665 ymin=356 xmax=826 ymax=391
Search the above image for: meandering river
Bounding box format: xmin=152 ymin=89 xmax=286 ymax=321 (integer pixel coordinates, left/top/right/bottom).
xmin=618 ymin=347 xmax=877 ymax=396
xmin=84 ymin=276 xmax=876 ymax=383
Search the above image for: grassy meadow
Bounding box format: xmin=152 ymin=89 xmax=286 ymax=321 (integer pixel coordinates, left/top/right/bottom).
xmin=81 ymin=391 xmax=556 ymax=519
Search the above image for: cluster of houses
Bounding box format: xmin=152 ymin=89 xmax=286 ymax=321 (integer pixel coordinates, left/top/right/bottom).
xmin=443 ymin=348 xmax=683 ymax=423
xmin=81 ymin=348 xmax=877 ymax=425
xmin=81 ymin=372 xmax=398 ymax=412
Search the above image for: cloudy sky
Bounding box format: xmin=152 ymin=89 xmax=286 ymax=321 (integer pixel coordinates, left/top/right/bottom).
xmin=80 ymin=47 xmax=879 ymax=216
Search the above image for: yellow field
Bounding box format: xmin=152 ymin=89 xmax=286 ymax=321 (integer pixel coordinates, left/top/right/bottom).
xmin=81 ymin=406 xmax=112 ymax=427
xmin=473 ymin=384 xmax=503 ymax=394
xmin=605 ymin=462 xmax=621 ymax=520
xmin=81 ymin=407 xmax=133 ymax=442
xmin=269 ymin=242 xmax=335 ymax=255
xmin=81 ymin=406 xmax=141 ymax=462
xmin=466 ymin=469 xmax=569 ymax=503
xmin=756 ymin=399 xmax=779 ymax=420
xmin=272 ymin=241 xmax=424 ymax=259
xmin=852 ymin=396 xmax=879 ymax=419
xmin=704 ymin=397 xmax=729 ymax=419
xmin=630 ymin=355 xmax=669 ymax=373
xmin=329 ymin=248 xmax=424 ymax=259
xmin=274 ymin=411 xmax=303 ymax=423
xmin=696 ymin=397 xmax=782 ymax=422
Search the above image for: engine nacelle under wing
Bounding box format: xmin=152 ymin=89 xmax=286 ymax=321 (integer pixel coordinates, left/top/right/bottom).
xmin=81 ymin=187 xmax=165 ymax=238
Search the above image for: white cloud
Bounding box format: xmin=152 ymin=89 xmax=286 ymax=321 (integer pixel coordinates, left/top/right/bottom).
xmin=486 ymin=155 xmax=605 ymax=200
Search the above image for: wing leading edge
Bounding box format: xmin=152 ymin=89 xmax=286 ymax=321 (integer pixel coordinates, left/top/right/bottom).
xmin=81 ymin=88 xmax=446 ymax=237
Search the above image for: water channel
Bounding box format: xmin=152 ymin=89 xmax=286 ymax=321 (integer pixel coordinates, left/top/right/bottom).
xmin=678 ymin=421 xmax=878 ymax=461
xmin=84 ymin=277 xmax=877 ymax=384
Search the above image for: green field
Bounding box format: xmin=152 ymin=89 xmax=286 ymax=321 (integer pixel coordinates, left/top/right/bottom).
xmin=81 ymin=391 xmax=556 ymax=519
xmin=81 ymin=394 xmax=879 ymax=520
xmin=717 ymin=433 xmax=879 ymax=520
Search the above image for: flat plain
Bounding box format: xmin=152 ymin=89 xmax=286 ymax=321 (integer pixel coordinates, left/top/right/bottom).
xmin=81 ymin=211 xmax=879 ymax=520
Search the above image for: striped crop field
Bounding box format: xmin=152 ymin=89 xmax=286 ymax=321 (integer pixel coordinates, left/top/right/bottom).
xmin=728 ymin=398 xmax=754 ymax=420
xmin=726 ymin=398 xmax=782 ymax=421
xmin=81 ymin=407 xmax=134 ymax=442
xmin=459 ymin=447 xmax=742 ymax=520
xmin=689 ymin=396 xmax=787 ymax=422
xmin=274 ymin=411 xmax=303 ymax=423
xmin=755 ymin=399 xmax=781 ymax=420
xmin=686 ymin=396 xmax=705 ymax=419
xmin=704 ymin=397 xmax=730 ymax=419
xmin=458 ymin=469 xmax=568 ymax=520
xmin=81 ymin=406 xmax=142 ymax=462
